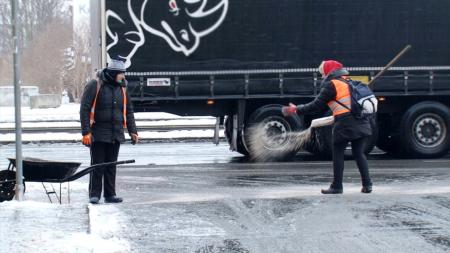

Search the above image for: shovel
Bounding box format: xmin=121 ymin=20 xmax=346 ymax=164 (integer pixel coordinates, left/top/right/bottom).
xmin=310 ymin=116 xmax=334 ymax=128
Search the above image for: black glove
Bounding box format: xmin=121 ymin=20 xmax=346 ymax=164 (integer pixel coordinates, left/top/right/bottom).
xmin=296 ymin=104 xmax=306 ymax=114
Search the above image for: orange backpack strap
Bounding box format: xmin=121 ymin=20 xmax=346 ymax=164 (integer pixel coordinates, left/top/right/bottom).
xmin=89 ymin=80 xmax=127 ymax=129
xmin=89 ymin=79 xmax=102 ymax=127
xmin=121 ymin=87 xmax=127 ymax=128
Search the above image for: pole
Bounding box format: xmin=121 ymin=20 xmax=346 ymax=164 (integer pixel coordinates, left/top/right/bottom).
xmin=368 ymin=45 xmax=412 ymax=88
xmin=90 ymin=0 xmax=102 ymax=72
xmin=12 ymin=0 xmax=24 ymax=201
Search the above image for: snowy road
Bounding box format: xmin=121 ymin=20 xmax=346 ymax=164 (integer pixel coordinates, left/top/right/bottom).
xmin=1 ymin=142 xmax=450 ymax=253
xmin=114 ymin=157 xmax=450 ymax=253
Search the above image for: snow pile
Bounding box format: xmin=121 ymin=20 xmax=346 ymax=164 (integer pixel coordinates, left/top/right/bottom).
xmin=0 ymin=103 xmax=223 ymax=143
xmin=87 ymin=204 xmax=131 ymax=253
xmin=0 ymin=103 xmax=213 ymax=123
xmin=0 ymin=200 xmax=131 ymax=253
xmin=0 ymin=104 xmax=81 ymax=122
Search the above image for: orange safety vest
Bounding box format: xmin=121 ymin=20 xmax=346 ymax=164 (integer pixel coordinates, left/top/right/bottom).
xmin=327 ymin=79 xmax=351 ymax=116
xmin=89 ymin=79 xmax=127 ymax=128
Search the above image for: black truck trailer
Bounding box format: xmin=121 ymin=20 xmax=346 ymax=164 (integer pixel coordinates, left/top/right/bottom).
xmin=91 ymin=0 xmax=450 ymax=159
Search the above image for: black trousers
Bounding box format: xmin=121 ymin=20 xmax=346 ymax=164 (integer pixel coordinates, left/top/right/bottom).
xmin=89 ymin=141 xmax=120 ymax=198
xmin=332 ymin=137 xmax=372 ymax=189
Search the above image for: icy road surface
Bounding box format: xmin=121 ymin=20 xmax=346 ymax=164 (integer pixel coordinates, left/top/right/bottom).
xmin=1 ymin=142 xmax=450 ymax=252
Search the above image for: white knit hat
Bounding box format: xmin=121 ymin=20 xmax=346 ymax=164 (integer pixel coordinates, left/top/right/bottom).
xmin=107 ymin=59 xmax=126 ymax=72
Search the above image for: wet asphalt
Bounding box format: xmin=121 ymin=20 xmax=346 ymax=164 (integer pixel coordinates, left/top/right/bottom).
xmin=115 ymin=144 xmax=450 ymax=253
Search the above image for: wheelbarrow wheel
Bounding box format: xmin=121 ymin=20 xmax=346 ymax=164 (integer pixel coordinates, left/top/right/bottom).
xmin=0 ymin=170 xmax=25 ymax=202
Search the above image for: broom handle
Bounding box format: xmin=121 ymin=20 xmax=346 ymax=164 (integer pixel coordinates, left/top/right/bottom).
xmin=368 ymin=45 xmax=412 ymax=89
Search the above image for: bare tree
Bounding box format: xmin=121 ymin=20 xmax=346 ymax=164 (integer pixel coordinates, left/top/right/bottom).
xmin=0 ymin=0 xmax=66 ymax=53
xmin=20 ymin=0 xmax=68 ymax=43
xmin=0 ymin=1 xmax=12 ymax=55
xmin=0 ymin=55 xmax=12 ymax=84
xmin=21 ymin=18 xmax=72 ymax=93
xmin=63 ymin=20 xmax=93 ymax=102
xmin=0 ymin=0 xmax=71 ymax=86
xmin=0 ymin=1 xmax=13 ymax=83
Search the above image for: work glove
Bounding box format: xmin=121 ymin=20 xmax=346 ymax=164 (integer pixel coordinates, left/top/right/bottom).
xmin=282 ymin=103 xmax=297 ymax=117
xmin=82 ymin=133 xmax=92 ymax=146
xmin=131 ymin=133 xmax=139 ymax=145
xmin=296 ymin=104 xmax=306 ymax=114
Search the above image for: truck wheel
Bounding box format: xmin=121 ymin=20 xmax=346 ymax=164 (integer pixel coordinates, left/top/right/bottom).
xmin=224 ymin=116 xmax=249 ymax=155
xmin=376 ymin=135 xmax=400 ymax=155
xmin=376 ymin=115 xmax=400 ymax=155
xmin=399 ymin=101 xmax=450 ymax=157
xmin=244 ymin=105 xmax=304 ymax=161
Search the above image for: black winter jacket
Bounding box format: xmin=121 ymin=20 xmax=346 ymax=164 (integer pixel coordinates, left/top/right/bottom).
xmin=80 ymin=70 xmax=137 ymax=143
xmin=297 ymin=69 xmax=372 ymax=143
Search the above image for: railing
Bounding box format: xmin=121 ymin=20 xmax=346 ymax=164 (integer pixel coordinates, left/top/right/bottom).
xmin=0 ymin=118 xmax=220 ymax=134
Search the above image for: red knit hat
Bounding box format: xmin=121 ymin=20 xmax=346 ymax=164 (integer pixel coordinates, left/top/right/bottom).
xmin=319 ymin=60 xmax=344 ymax=76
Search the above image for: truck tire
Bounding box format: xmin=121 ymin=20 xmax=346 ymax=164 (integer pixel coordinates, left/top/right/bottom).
xmin=224 ymin=116 xmax=249 ymax=155
xmin=244 ymin=105 xmax=304 ymax=161
xmin=399 ymin=101 xmax=450 ymax=157
xmin=376 ymin=115 xmax=400 ymax=155
xmin=376 ymin=135 xmax=401 ymax=155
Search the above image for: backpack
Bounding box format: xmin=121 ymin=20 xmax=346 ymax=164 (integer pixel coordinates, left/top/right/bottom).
xmin=336 ymin=78 xmax=378 ymax=119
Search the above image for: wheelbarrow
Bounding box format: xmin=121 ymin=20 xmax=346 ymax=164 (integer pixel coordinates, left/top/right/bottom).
xmin=0 ymin=157 xmax=135 ymax=204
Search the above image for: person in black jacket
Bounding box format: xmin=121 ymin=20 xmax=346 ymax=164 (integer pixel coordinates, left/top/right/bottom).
xmin=282 ymin=60 xmax=373 ymax=194
xmin=80 ymin=59 xmax=139 ymax=204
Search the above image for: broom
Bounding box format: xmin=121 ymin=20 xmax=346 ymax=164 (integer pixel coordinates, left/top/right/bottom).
xmin=249 ymin=45 xmax=412 ymax=162
xmin=247 ymin=116 xmax=335 ymax=162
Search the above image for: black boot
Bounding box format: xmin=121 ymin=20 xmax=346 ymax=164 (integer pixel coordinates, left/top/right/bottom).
xmin=105 ymin=196 xmax=123 ymax=203
xmin=361 ymin=185 xmax=372 ymax=193
xmin=321 ymin=185 xmax=343 ymax=194
xmin=89 ymin=196 xmax=100 ymax=204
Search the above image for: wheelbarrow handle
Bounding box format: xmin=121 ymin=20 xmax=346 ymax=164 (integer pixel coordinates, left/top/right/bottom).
xmin=47 ymin=159 xmax=136 ymax=183
xmin=90 ymin=159 xmax=135 ymax=169
xmin=116 ymin=159 xmax=136 ymax=165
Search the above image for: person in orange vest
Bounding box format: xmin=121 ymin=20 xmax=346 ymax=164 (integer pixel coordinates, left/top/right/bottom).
xmin=282 ymin=60 xmax=373 ymax=194
xmin=80 ymin=59 xmax=139 ymax=204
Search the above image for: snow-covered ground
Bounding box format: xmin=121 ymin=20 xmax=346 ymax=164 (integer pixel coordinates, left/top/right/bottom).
xmin=0 ymin=202 xmax=130 ymax=253
xmin=0 ymin=104 xmax=196 ymax=122
xmin=0 ymin=181 xmax=130 ymax=253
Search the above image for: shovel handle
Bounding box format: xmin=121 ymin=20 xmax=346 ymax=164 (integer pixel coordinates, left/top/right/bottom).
xmin=368 ymin=45 xmax=412 ymax=88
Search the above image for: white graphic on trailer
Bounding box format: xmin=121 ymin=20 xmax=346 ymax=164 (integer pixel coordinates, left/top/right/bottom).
xmin=106 ymin=0 xmax=145 ymax=68
xmin=106 ymin=0 xmax=229 ymax=68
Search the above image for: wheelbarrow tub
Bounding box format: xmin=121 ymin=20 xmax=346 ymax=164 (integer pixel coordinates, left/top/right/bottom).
xmin=8 ymin=157 xmax=81 ymax=182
